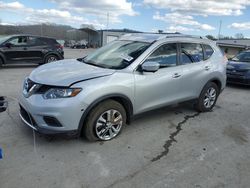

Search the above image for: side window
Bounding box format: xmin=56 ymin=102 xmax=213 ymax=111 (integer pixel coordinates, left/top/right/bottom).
xmin=27 ymin=37 xmax=37 ymax=46
xmin=203 ymin=44 xmax=214 ymax=60
xmin=27 ymin=37 xmax=46 ymax=46
xmin=41 ymin=38 xmax=54 ymax=45
xmin=145 ymin=43 xmax=177 ymax=68
xmin=180 ymin=43 xmax=203 ymax=64
xmin=8 ymin=36 xmax=28 ymax=46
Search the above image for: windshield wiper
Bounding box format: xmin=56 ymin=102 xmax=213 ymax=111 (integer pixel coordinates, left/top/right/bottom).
xmin=84 ymin=61 xmax=107 ymax=68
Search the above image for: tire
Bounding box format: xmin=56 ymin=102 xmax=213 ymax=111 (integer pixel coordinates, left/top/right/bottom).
xmin=44 ymin=54 xmax=58 ymax=64
xmin=84 ymin=100 xmax=126 ymax=141
xmin=195 ymin=82 xmax=219 ymax=112
xmin=0 ymin=57 xmax=3 ymax=68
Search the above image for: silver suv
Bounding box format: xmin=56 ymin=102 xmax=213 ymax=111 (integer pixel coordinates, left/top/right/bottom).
xmin=19 ymin=34 xmax=227 ymax=141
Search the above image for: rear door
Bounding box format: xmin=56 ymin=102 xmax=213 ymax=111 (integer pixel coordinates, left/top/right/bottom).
xmin=26 ymin=37 xmax=46 ymax=63
xmin=178 ymin=42 xmax=213 ymax=99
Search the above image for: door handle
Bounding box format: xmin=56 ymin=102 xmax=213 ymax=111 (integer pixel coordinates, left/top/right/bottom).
xmin=205 ymin=66 xmax=211 ymax=70
xmin=172 ymin=73 xmax=181 ymax=78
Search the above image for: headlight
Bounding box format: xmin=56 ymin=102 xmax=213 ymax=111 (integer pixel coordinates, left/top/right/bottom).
xmin=43 ymin=88 xmax=82 ymax=99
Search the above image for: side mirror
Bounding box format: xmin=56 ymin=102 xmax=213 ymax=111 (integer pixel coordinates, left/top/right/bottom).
xmin=5 ymin=43 xmax=12 ymax=48
xmin=141 ymin=61 xmax=160 ymax=72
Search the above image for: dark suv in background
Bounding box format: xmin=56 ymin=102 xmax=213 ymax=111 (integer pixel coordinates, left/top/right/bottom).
xmin=0 ymin=35 xmax=64 ymax=67
xmin=227 ymin=50 xmax=250 ymax=85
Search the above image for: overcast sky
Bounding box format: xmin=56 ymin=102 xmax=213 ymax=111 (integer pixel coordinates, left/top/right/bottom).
xmin=0 ymin=0 xmax=250 ymax=37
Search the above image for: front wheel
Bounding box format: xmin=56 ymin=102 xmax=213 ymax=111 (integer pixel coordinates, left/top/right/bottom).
xmin=84 ymin=100 xmax=126 ymax=141
xmin=196 ymin=82 xmax=219 ymax=112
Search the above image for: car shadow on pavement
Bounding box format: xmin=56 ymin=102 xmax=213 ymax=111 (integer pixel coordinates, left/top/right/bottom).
xmin=1 ymin=64 xmax=38 ymax=69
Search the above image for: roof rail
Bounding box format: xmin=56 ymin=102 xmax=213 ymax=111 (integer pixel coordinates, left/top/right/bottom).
xmin=162 ymin=34 xmax=206 ymax=40
xmin=118 ymin=33 xmax=208 ymax=43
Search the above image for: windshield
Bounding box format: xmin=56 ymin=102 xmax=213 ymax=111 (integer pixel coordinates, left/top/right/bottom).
xmin=232 ymin=51 xmax=250 ymax=63
xmin=83 ymin=40 xmax=151 ymax=69
xmin=0 ymin=36 xmax=10 ymax=44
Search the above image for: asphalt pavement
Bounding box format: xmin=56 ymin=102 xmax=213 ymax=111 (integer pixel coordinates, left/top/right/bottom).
xmin=0 ymin=48 xmax=249 ymax=188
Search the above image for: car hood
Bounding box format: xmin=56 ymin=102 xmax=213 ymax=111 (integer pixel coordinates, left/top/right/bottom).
xmin=29 ymin=59 xmax=115 ymax=86
xmin=228 ymin=61 xmax=250 ymax=70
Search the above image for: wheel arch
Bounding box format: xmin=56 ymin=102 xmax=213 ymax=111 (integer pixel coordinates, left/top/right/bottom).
xmin=197 ymin=78 xmax=223 ymax=101
xmin=209 ymin=78 xmax=222 ymax=92
xmin=78 ymin=94 xmax=134 ymax=135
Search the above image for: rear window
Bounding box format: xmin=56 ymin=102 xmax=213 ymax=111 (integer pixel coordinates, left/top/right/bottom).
xmin=28 ymin=37 xmax=47 ymax=46
xmin=180 ymin=43 xmax=203 ymax=64
xmin=41 ymin=38 xmax=58 ymax=45
xmin=203 ymin=44 xmax=214 ymax=60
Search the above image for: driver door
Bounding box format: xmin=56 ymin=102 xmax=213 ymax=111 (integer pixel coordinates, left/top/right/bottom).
xmin=3 ymin=36 xmax=29 ymax=63
xmin=134 ymin=43 xmax=183 ymax=114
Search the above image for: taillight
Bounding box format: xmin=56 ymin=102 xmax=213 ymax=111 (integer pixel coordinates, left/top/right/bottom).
xmin=56 ymin=44 xmax=63 ymax=50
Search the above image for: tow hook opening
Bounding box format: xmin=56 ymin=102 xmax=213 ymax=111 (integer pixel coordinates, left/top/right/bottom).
xmin=0 ymin=96 xmax=7 ymax=113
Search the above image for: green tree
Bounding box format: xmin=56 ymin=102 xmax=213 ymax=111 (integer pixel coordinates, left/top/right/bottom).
xmin=205 ymin=35 xmax=216 ymax=40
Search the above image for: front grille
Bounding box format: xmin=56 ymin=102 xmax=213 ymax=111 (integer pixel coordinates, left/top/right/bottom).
xmin=25 ymin=79 xmax=36 ymax=92
xmin=227 ymin=71 xmax=244 ymax=76
xmin=20 ymin=105 xmax=38 ymax=127
xmin=227 ymin=77 xmax=250 ymax=84
xmin=227 ymin=69 xmax=248 ymax=76
xmin=23 ymin=78 xmax=52 ymax=96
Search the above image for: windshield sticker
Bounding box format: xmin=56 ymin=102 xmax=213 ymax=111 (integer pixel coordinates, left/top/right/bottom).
xmin=119 ymin=53 xmax=134 ymax=62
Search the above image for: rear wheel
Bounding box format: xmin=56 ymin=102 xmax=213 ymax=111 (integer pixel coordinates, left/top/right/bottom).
xmin=84 ymin=100 xmax=126 ymax=141
xmin=45 ymin=55 xmax=58 ymax=64
xmin=196 ymin=82 xmax=219 ymax=112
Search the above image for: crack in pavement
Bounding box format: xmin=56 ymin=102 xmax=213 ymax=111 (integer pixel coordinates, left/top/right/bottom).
xmin=107 ymin=112 xmax=200 ymax=188
xmin=151 ymin=112 xmax=200 ymax=162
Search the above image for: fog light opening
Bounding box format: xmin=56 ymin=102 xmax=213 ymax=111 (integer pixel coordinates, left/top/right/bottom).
xmin=43 ymin=116 xmax=63 ymax=127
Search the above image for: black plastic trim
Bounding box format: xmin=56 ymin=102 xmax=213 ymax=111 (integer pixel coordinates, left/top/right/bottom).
xmin=77 ymin=93 xmax=134 ymax=136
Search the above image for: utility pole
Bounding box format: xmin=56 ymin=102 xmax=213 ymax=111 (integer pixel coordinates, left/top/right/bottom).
xmin=106 ymin=12 xmax=109 ymax=30
xmin=218 ymin=20 xmax=222 ymax=39
xmin=40 ymin=24 xmax=43 ymax=36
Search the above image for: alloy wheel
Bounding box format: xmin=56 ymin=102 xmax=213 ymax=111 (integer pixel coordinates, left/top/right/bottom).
xmin=47 ymin=56 xmax=57 ymax=63
xmin=95 ymin=109 xmax=123 ymax=140
xmin=203 ymin=87 xmax=217 ymax=108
